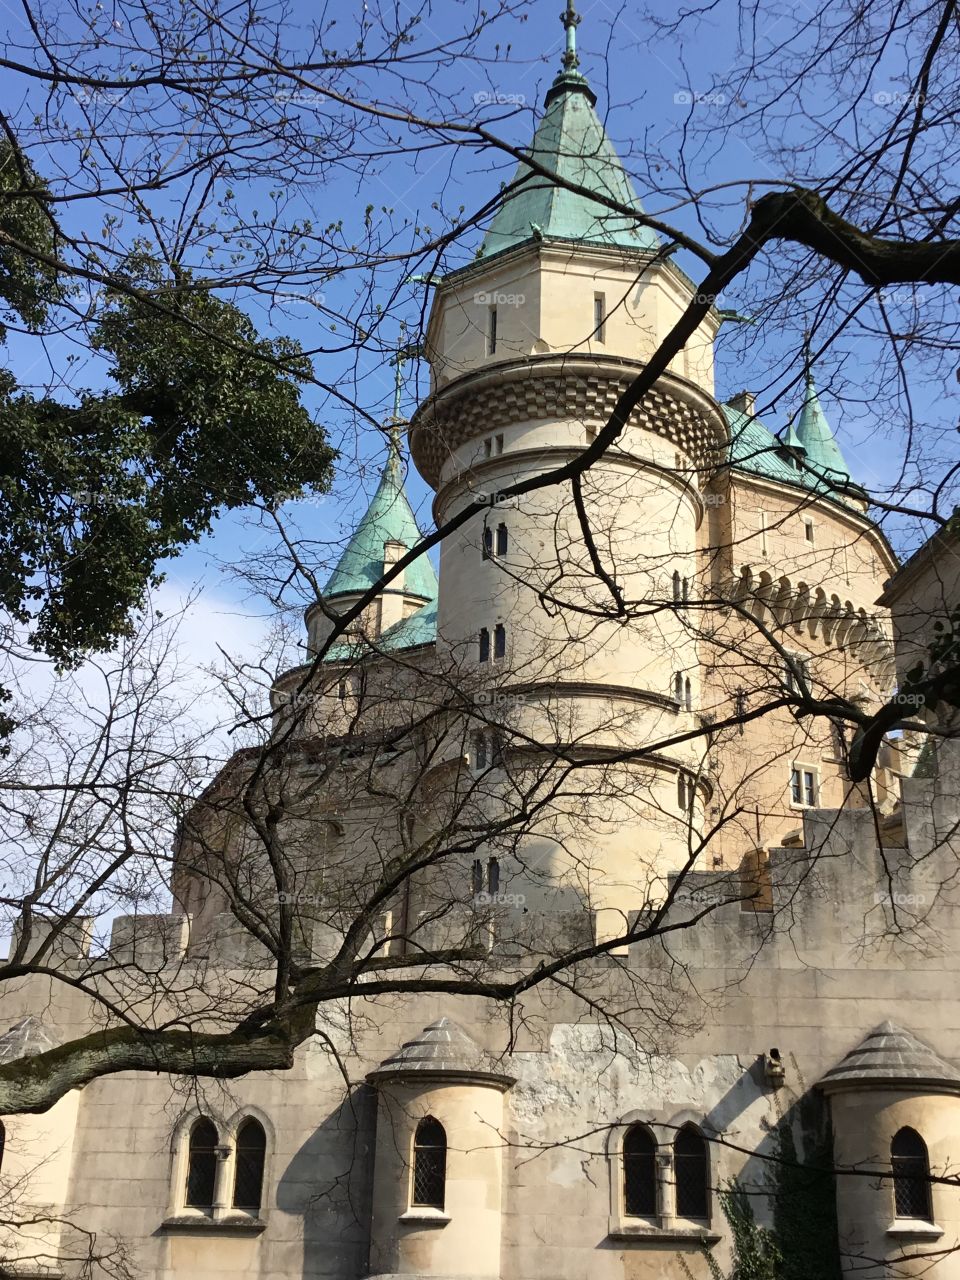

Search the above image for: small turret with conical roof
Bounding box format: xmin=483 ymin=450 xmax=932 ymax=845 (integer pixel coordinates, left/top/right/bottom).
xmin=794 ymin=340 xmax=854 ymax=488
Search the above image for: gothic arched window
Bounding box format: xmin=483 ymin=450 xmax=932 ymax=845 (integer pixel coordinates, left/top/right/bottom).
xmin=232 ymin=1119 xmax=266 ymax=1213
xmin=623 ymin=1125 xmax=657 ymax=1217
xmin=892 ymin=1127 xmax=933 ymax=1221
xmin=672 ymin=570 xmax=681 ymax=603
xmin=185 ymin=1118 xmax=218 ymax=1211
xmin=412 ymin=1117 xmax=447 ymax=1209
xmin=674 ymin=1125 xmax=709 ymax=1218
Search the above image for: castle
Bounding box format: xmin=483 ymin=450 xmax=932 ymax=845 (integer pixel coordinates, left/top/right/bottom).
xmin=2 ymin=8 xmax=959 ymax=1280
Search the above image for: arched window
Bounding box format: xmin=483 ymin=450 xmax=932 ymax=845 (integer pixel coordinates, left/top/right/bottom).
xmin=412 ymin=1117 xmax=446 ymax=1209
xmin=892 ymin=1127 xmax=933 ymax=1221
xmin=185 ymin=1118 xmax=218 ymax=1211
xmin=674 ymin=1126 xmax=709 ymax=1218
xmin=478 ymin=628 xmax=490 ymax=663
xmin=493 ymin=623 xmax=506 ymax=659
xmin=672 ymin=570 xmax=681 ymax=603
xmin=471 ymin=859 xmax=483 ymax=895
xmin=674 ymin=672 xmax=683 ymax=702
xmin=0 ymin=1120 xmax=5 ymax=1173
xmin=682 ymin=577 xmax=690 ymax=605
xmin=482 ymin=526 xmax=493 ymax=560
xmin=232 ymin=1119 xmax=266 ymax=1213
xmin=623 ymin=1125 xmax=657 ymax=1217
xmin=496 ymin=523 xmax=508 ymax=557
xmin=684 ymin=678 xmax=692 ymax=712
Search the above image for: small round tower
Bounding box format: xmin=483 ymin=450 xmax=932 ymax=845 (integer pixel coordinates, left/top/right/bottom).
xmin=366 ymin=1017 xmax=514 ymax=1280
xmin=818 ymin=1021 xmax=960 ymax=1278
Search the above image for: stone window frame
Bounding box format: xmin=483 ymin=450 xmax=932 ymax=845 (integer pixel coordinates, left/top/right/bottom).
xmin=789 ymin=761 xmax=820 ymax=809
xmin=606 ymin=1110 xmax=721 ymax=1246
xmin=162 ymin=1106 xmax=274 ymax=1233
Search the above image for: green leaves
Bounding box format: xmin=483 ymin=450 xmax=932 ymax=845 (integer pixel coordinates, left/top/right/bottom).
xmin=0 ymin=239 xmax=335 ymax=680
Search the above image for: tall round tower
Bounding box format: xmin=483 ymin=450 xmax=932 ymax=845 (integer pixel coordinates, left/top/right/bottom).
xmin=407 ymin=8 xmax=725 ymax=933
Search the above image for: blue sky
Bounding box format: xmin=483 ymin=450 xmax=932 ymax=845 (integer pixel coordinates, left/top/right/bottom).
xmin=5 ymin=0 xmax=956 ymax=650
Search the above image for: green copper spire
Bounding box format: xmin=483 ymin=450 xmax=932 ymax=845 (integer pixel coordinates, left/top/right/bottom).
xmin=795 ymin=342 xmax=852 ymax=486
xmin=480 ymin=4 xmax=658 ymax=258
xmin=323 ymin=458 xmax=438 ymax=602
xmin=324 ymin=333 xmax=438 ymax=602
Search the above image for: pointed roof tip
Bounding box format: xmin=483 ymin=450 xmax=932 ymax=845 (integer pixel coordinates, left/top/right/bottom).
xmin=322 ymin=444 xmax=438 ymax=603
xmin=817 ymin=1022 xmax=960 ymax=1094
xmin=366 ymin=1016 xmax=515 ymax=1088
xmin=794 ymin=357 xmax=854 ymax=486
xmin=479 ymin=0 xmax=657 ymax=259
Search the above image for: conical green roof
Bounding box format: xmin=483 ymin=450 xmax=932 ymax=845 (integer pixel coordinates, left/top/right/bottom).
xmin=795 ymin=368 xmax=852 ymax=485
xmin=323 ymin=454 xmax=438 ymax=603
xmin=481 ymin=74 xmax=658 ymax=259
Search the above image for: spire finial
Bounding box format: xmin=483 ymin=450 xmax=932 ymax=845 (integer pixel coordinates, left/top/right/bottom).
xmin=560 ymin=0 xmax=581 ymax=71
xmin=802 ymin=328 xmax=815 ymax=387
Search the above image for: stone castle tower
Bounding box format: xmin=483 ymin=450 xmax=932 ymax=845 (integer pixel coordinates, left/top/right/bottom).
xmin=2 ymin=9 xmax=959 ymax=1280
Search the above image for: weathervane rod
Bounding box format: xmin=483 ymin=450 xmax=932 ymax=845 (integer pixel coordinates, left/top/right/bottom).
xmin=561 ymin=0 xmax=581 ymax=71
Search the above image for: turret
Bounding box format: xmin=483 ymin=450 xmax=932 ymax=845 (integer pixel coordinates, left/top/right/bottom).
xmin=366 ymin=1018 xmax=514 ymax=1280
xmin=818 ymin=1022 xmax=960 ymax=1277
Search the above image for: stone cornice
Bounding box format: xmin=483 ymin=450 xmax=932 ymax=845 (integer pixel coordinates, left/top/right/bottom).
xmin=409 ymin=355 xmax=728 ymax=488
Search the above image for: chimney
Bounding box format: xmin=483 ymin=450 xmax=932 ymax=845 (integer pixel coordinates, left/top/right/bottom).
xmin=727 ymin=390 xmax=756 ymax=417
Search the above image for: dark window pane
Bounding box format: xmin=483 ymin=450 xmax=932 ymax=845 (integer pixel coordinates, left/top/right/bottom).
xmin=471 ymin=860 xmax=483 ymax=895
xmin=0 ymin=1120 xmax=5 ymax=1173
xmin=487 ymin=858 xmax=500 ymax=895
xmin=675 ymin=1127 xmax=709 ymax=1218
xmin=413 ymin=1118 xmax=446 ymax=1209
xmin=479 ymin=629 xmax=490 ymax=662
xmin=186 ymin=1118 xmax=218 ymax=1209
xmin=482 ymin=527 xmax=493 ymax=560
xmin=233 ymin=1119 xmax=266 ymax=1212
xmin=494 ymin=625 xmax=506 ymax=659
xmin=892 ymin=1128 xmax=932 ymax=1221
xmin=496 ymin=524 xmax=508 ymax=556
xmin=623 ymin=1126 xmax=656 ymax=1217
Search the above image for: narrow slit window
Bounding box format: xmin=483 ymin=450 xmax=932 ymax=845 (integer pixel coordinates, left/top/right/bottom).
xmin=496 ymin=523 xmax=508 ymax=556
xmin=471 ymin=859 xmax=484 ymax=895
xmin=804 ymin=517 xmax=815 ymax=544
xmin=185 ymin=1118 xmax=218 ymax=1211
xmin=482 ymin=526 xmax=493 ymax=560
xmin=487 ymin=306 xmax=498 ymax=355
xmin=493 ymin=623 xmax=506 ymax=659
xmin=487 ymin=857 xmax=500 ymax=895
xmin=232 ymin=1119 xmax=266 ymax=1213
xmin=685 ymin=678 xmax=692 ymax=712
xmin=412 ymin=1118 xmax=446 ymax=1209
xmin=674 ymin=672 xmax=683 ymax=703
xmin=484 ymin=437 xmax=493 ymax=459
xmin=494 ymin=433 xmax=505 ymax=455
xmin=473 ymin=730 xmax=487 ymax=771
xmin=623 ymin=1125 xmax=657 ymax=1217
xmin=594 ymin=292 xmax=606 ymax=343
xmin=673 ymin=570 xmax=681 ymax=603
xmin=478 ymin=628 xmax=490 ymax=663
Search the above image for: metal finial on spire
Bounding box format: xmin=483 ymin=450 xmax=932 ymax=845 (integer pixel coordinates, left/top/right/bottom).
xmin=560 ymin=0 xmax=581 ymax=71
xmin=802 ymin=329 xmax=815 ymax=386
xmin=386 ymin=322 xmax=423 ymax=476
